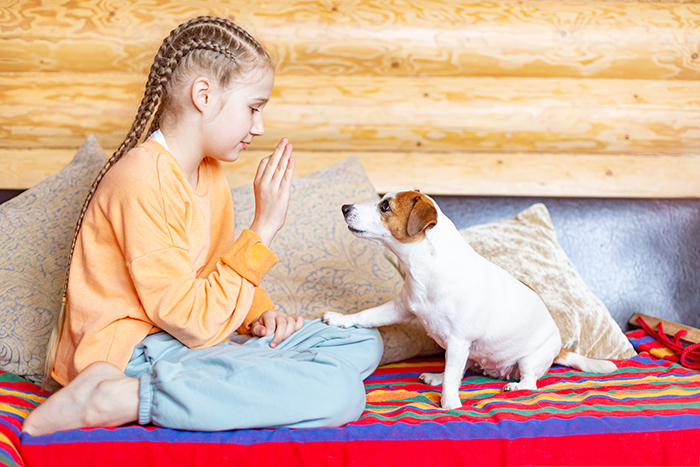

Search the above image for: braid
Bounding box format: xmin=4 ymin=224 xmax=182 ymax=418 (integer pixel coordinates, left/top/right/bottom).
xmin=42 ymin=15 xmax=271 ymax=390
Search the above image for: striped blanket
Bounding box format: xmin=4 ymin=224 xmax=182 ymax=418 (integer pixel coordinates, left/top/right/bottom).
xmin=8 ymin=330 xmax=700 ymax=466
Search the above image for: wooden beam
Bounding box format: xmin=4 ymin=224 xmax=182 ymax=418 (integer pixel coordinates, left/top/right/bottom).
xmin=4 ymin=148 xmax=700 ymax=198
xmin=629 ymin=312 xmax=700 ymax=345
xmin=226 ymin=151 xmax=700 ymax=198
xmin=2 ymin=74 xmax=700 ymax=155
xmin=0 ymin=149 xmax=78 ymax=190
xmin=2 ymin=0 xmax=699 ymax=79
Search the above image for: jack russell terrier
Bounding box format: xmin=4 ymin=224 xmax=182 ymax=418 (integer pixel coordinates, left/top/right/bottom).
xmin=323 ymin=190 xmax=616 ymax=410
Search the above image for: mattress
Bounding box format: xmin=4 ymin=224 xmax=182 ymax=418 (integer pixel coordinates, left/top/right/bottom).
xmin=11 ymin=330 xmax=700 ymax=467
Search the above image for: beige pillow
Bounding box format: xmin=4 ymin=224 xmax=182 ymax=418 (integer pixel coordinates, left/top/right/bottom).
xmin=0 ymin=136 xmax=107 ymax=384
xmin=231 ymin=156 xmax=441 ymax=364
xmin=460 ymin=203 xmax=636 ymax=360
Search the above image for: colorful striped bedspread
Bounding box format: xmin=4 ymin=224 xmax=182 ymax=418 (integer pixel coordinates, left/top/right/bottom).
xmin=5 ymin=330 xmax=699 ymax=467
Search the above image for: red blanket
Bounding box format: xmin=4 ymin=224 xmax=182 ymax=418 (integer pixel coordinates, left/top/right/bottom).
xmin=7 ymin=330 xmax=700 ymax=467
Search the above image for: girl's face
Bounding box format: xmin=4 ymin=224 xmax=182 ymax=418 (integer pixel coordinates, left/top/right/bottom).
xmin=201 ymin=68 xmax=274 ymax=163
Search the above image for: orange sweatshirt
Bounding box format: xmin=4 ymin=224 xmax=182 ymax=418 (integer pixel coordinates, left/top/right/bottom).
xmin=52 ymin=139 xmax=277 ymax=386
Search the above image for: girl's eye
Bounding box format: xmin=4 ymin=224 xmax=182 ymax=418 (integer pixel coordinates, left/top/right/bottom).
xmin=380 ymin=200 xmax=391 ymax=212
xmin=251 ymin=107 xmax=261 ymax=113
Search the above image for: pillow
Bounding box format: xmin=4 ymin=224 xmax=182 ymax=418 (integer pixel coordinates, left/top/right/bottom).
xmin=459 ymin=203 xmax=637 ymax=360
xmin=0 ymin=136 xmax=107 ymax=384
xmin=232 ymin=156 xmax=441 ymax=364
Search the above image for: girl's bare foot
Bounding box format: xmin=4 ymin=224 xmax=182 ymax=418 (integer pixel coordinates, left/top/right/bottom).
xmin=23 ymin=361 xmax=139 ymax=437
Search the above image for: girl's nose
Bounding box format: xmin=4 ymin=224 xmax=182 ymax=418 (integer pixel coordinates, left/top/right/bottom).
xmin=251 ymin=113 xmax=265 ymax=137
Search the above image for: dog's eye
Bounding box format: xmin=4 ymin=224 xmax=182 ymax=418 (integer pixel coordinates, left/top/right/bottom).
xmin=380 ymin=200 xmax=391 ymax=213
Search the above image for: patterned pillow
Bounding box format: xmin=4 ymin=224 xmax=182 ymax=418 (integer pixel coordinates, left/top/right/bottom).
xmin=0 ymin=136 xmax=107 ymax=384
xmin=232 ymin=156 xmax=441 ymax=364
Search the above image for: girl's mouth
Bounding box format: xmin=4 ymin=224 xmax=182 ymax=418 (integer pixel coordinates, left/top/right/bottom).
xmin=241 ymin=142 xmax=247 ymax=150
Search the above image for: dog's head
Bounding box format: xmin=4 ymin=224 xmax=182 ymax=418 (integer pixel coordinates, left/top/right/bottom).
xmin=342 ymin=190 xmax=438 ymax=247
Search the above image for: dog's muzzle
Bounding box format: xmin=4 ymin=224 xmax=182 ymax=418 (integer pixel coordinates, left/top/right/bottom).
xmin=342 ymin=204 xmax=354 ymax=218
xmin=341 ymin=204 xmax=364 ymax=234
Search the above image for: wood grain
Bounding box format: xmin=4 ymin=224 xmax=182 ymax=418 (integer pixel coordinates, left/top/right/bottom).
xmin=2 ymin=0 xmax=699 ymax=79
xmin=2 ymin=74 xmax=699 ymax=155
xmin=0 ymin=149 xmax=81 ymax=189
xmin=3 ymin=0 xmax=700 ymax=197
xmin=4 ymin=148 xmax=700 ymax=198
xmin=0 ymin=73 xmax=141 ymax=150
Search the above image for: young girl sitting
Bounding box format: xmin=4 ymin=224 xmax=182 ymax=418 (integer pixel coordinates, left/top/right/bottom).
xmin=23 ymin=16 xmax=382 ymax=436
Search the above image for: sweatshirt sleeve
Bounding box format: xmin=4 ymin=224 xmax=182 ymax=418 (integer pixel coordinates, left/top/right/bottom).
xmin=128 ymin=229 xmax=278 ymax=348
xmin=220 ymin=228 xmax=278 ymax=334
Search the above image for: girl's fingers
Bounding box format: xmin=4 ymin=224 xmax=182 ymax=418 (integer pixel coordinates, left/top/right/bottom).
xmin=254 ymin=156 xmax=271 ymax=185
xmin=270 ymin=145 xmax=293 ymax=186
xmin=262 ymin=312 xmax=277 ymax=336
xmin=270 ymin=316 xmax=288 ymax=348
xmin=269 ymin=316 xmax=303 ymax=348
xmin=260 ymin=138 xmax=288 ymax=184
xmin=283 ymin=156 xmax=295 ymax=187
xmin=251 ymin=319 xmax=266 ymax=337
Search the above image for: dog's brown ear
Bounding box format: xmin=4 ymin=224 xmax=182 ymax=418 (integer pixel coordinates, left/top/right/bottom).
xmin=407 ymin=195 xmax=438 ymax=237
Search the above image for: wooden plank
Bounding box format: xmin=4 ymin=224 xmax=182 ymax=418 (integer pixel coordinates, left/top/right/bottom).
xmin=0 ymin=149 xmax=82 ymax=190
xmin=629 ymin=312 xmax=700 ymax=344
xmin=232 ymin=151 xmax=700 ymax=197
xmin=4 ymin=148 xmax=700 ymax=198
xmin=0 ymin=73 xmax=141 ymax=150
xmin=2 ymin=73 xmax=700 ymax=155
xmin=1 ymin=0 xmax=699 ymax=79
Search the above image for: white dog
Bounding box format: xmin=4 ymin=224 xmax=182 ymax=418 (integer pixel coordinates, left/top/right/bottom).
xmin=323 ymin=190 xmax=616 ymax=410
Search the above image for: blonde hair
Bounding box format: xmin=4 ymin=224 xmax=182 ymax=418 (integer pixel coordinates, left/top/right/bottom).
xmin=42 ymin=16 xmax=273 ymax=390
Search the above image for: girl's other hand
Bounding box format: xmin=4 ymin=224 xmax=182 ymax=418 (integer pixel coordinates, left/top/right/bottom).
xmin=250 ymin=309 xmax=304 ymax=347
xmin=249 ymin=138 xmax=295 ymax=246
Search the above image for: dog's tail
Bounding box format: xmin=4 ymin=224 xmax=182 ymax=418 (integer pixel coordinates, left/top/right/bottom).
xmin=554 ymin=348 xmax=617 ymax=374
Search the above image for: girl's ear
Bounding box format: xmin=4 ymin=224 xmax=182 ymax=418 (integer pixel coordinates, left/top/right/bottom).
xmin=191 ymin=76 xmax=212 ymax=113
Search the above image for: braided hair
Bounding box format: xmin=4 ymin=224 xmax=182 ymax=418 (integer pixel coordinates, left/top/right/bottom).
xmin=42 ymin=16 xmax=273 ymax=390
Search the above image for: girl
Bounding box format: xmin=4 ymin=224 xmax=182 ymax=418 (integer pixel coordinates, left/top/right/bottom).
xmin=23 ymin=16 xmax=382 ymax=436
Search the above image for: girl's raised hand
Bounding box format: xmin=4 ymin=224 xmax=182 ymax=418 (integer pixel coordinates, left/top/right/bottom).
xmin=249 ymin=138 xmax=295 ymax=246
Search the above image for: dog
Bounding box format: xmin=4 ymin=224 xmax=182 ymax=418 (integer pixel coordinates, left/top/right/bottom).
xmin=323 ymin=190 xmax=616 ymax=410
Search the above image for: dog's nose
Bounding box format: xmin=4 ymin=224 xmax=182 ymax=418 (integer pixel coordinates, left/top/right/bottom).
xmin=342 ymin=204 xmax=353 ymax=215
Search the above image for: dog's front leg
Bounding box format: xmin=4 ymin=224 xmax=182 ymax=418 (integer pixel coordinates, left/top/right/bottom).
xmin=439 ymin=341 xmax=471 ymax=410
xmin=322 ymin=300 xmax=413 ymax=329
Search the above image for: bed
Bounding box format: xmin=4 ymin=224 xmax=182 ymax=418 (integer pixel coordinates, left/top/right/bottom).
xmin=0 ymin=329 xmax=693 ymax=467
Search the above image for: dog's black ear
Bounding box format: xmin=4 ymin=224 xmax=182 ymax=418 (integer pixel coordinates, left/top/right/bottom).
xmin=407 ymin=195 xmax=437 ymax=236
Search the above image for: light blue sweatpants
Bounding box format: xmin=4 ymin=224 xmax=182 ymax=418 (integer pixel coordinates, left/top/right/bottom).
xmin=123 ymin=318 xmax=382 ymax=431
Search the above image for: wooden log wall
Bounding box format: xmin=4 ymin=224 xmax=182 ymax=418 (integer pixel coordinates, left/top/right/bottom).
xmin=1 ymin=0 xmax=700 ymax=197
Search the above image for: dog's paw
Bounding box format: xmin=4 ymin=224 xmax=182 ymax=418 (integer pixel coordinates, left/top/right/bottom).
xmin=419 ymin=372 xmax=444 ymax=387
xmin=322 ymin=311 xmax=353 ymax=328
xmin=503 ymin=382 xmax=520 ymax=392
xmin=440 ymin=394 xmax=463 ymax=411
xmin=503 ymin=381 xmax=536 ymax=392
